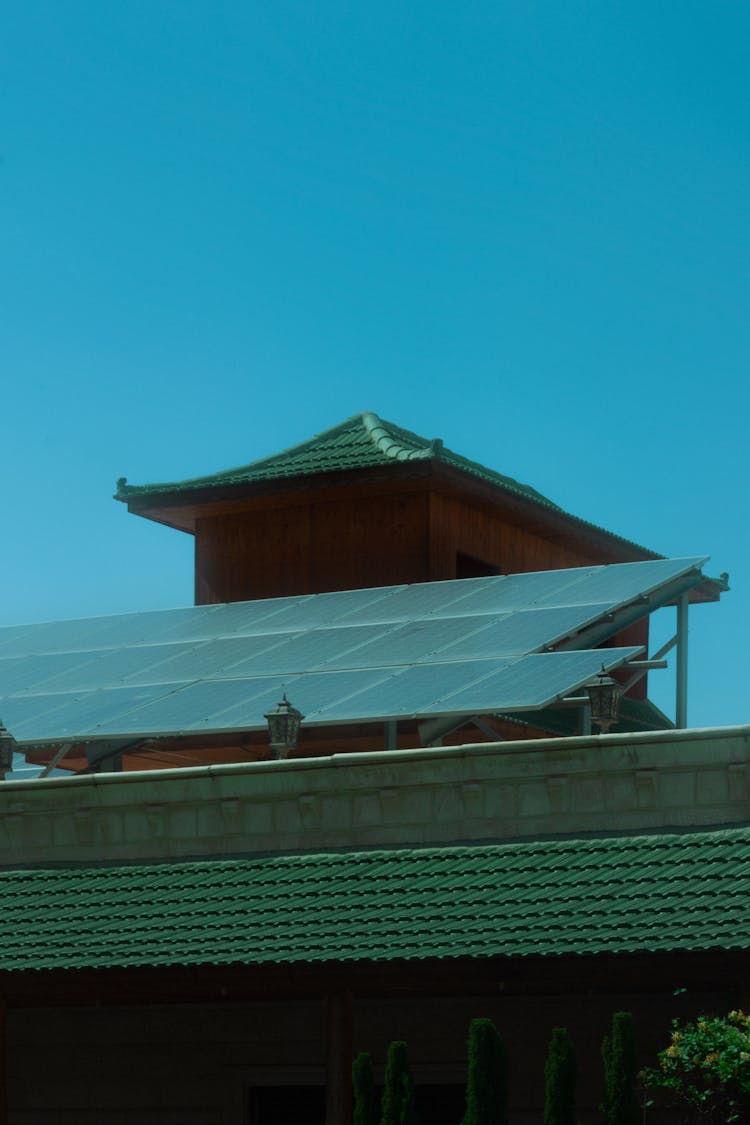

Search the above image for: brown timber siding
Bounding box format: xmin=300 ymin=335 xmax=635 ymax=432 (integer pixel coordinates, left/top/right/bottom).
xmin=194 ymin=491 xmax=431 ymax=604
xmin=427 ymin=491 xmax=595 ymax=580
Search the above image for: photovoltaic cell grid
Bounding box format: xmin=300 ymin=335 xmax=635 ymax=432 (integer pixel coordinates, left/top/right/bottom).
xmin=0 ymin=557 xmax=706 ymax=745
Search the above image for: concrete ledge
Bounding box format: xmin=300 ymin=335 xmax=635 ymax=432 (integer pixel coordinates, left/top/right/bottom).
xmin=1 ymin=725 xmax=749 ymax=864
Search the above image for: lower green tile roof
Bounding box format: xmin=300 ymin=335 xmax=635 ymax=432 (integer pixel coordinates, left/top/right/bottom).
xmin=2 ymin=827 xmax=748 ymax=972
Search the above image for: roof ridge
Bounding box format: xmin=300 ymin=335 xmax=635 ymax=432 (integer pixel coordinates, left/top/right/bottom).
xmin=360 ymin=411 xmax=439 ymax=462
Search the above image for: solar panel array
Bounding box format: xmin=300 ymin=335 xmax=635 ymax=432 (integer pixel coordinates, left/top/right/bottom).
xmin=0 ymin=557 xmax=705 ymax=745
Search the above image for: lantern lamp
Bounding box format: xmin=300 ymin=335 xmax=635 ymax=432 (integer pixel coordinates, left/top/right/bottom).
xmin=264 ymin=695 xmax=304 ymax=759
xmin=585 ymin=666 xmax=623 ymax=734
xmin=0 ymin=720 xmax=15 ymax=779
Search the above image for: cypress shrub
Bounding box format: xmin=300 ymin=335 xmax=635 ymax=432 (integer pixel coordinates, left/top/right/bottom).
xmin=353 ymin=1051 xmax=379 ymax=1125
xmin=381 ymin=1040 xmax=418 ymax=1125
xmin=544 ymin=1027 xmax=576 ymax=1125
xmin=463 ymin=1017 xmax=507 ymax=1125
xmin=601 ymin=1011 xmax=638 ymax=1125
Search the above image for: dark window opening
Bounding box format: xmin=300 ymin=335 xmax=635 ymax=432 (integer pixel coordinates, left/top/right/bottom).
xmin=247 ymin=1085 xmax=324 ymax=1125
xmin=456 ymin=552 xmax=501 ymax=580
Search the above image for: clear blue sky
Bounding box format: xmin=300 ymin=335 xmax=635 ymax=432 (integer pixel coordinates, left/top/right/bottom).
xmin=1 ymin=2 xmax=747 ymax=729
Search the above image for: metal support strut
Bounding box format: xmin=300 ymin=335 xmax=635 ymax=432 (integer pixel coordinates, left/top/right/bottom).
xmin=676 ymin=594 xmax=689 ymax=728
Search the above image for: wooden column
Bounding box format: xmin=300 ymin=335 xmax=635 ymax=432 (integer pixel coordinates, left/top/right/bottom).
xmin=325 ymin=989 xmax=352 ymax=1125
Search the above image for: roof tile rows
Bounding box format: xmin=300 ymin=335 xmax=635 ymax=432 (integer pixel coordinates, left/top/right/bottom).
xmin=1 ymin=827 xmax=748 ymax=972
xmin=116 ymin=411 xmax=554 ymax=508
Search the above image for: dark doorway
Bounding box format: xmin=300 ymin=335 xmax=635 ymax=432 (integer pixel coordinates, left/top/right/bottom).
xmin=417 ymin=1083 xmax=466 ymax=1122
xmin=247 ymin=1082 xmax=464 ymax=1125
xmin=247 ymin=1085 xmax=325 ymax=1125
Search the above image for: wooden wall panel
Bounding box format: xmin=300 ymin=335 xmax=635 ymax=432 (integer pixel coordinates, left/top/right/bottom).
xmin=195 ymin=505 xmax=312 ymax=604
xmin=195 ymin=492 xmax=430 ymax=603
xmin=308 ymin=492 xmax=429 ymax=595
xmin=194 ymin=479 xmax=640 ymax=607
xmin=428 ymin=493 xmax=595 ymax=580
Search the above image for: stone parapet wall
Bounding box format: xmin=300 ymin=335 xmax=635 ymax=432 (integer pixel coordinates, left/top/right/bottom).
xmin=1 ymin=725 xmax=749 ymax=865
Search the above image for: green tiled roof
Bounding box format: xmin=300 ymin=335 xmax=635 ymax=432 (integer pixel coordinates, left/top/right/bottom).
xmin=116 ymin=411 xmax=658 ymax=556
xmin=117 ymin=411 xmax=558 ymax=510
xmin=2 ymin=828 xmax=747 ymax=972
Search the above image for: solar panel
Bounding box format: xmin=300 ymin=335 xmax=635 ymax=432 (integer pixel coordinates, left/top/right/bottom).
xmin=323 ymin=575 xmax=497 ymax=625
xmin=0 ymin=606 xmax=217 ymax=656
xmin=241 ymin=585 xmax=403 ymax=632
xmin=318 ymin=616 xmax=505 ymax=669
xmin=437 ymin=604 xmax=613 ymax=657
xmin=530 ymin=558 xmax=706 ymax=609
xmin=87 ymin=677 xmax=294 ymax=739
xmin=0 ymin=651 xmax=102 ymax=695
xmin=418 ymin=567 xmax=602 ymax=617
xmin=418 ymin=650 xmax=638 ymax=714
xmin=1 ymin=684 xmax=173 ymax=743
xmin=0 ymin=557 xmax=707 ymax=746
xmin=306 ymin=660 xmax=512 ymax=724
xmin=0 ymin=647 xmax=645 ymax=740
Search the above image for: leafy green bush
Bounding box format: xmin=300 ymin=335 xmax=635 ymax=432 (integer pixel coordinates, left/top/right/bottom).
xmin=601 ymin=1011 xmax=638 ymax=1125
xmin=544 ymin=1026 xmax=576 ymax=1125
xmin=353 ymin=1050 xmax=379 ymax=1125
xmin=381 ymin=1040 xmax=418 ymax=1125
xmin=462 ymin=1017 xmax=507 ymax=1125
xmin=643 ymin=1009 xmax=750 ymax=1124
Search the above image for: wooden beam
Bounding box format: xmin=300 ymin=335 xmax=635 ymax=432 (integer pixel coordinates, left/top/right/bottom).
xmin=1 ymin=950 xmax=744 ymax=1009
xmin=325 ymin=990 xmax=352 ymax=1125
